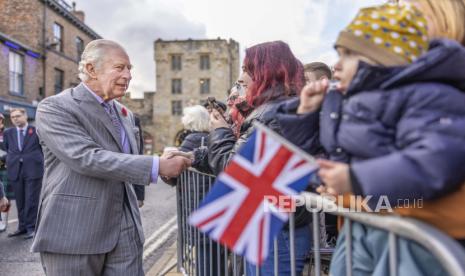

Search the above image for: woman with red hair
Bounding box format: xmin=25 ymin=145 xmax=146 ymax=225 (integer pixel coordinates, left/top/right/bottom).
xmin=206 ymin=41 xmax=311 ymax=275
xmin=207 ymin=40 xmax=304 ymax=172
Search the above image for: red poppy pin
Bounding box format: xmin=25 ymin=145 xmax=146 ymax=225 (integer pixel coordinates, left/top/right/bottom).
xmin=121 ymin=107 xmax=128 ymax=117
xmin=28 ymin=128 xmax=34 ymax=135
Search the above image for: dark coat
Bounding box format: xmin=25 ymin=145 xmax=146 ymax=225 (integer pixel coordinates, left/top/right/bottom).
xmin=277 ymin=39 xmax=465 ymax=206
xmin=132 ymin=117 xmax=145 ymax=201
xmin=4 ymin=125 xmax=44 ymax=181
xmin=179 ymin=131 xmax=209 ymax=153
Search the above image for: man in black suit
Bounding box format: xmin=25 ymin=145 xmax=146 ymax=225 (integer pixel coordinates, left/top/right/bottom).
xmin=4 ymin=108 xmax=44 ymax=239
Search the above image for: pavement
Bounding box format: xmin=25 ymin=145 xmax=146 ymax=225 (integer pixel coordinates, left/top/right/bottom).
xmin=0 ymin=178 xmax=179 ymax=276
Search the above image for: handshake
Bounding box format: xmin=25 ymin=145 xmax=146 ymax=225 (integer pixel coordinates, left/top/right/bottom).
xmin=158 ymin=148 xmax=194 ymax=178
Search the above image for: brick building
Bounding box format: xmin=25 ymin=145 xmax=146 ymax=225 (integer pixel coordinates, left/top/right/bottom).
xmin=0 ymin=0 xmax=100 ymax=124
xmin=153 ymin=38 xmax=240 ymax=152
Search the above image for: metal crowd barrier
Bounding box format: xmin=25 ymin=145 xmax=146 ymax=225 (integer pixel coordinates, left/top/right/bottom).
xmin=175 ymin=168 xmax=465 ymax=276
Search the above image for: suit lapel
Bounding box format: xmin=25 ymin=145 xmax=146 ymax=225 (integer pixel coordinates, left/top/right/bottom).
xmin=72 ymin=83 xmax=124 ymax=152
xmin=114 ymin=103 xmax=137 ymax=154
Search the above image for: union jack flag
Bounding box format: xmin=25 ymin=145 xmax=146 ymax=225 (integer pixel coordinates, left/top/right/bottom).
xmin=189 ymin=123 xmax=318 ymax=265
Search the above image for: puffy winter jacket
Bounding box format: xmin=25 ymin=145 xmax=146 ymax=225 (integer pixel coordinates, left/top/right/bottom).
xmin=277 ymin=39 xmax=465 ymax=208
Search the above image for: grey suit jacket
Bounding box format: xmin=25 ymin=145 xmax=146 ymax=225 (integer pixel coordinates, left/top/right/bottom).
xmin=31 ymin=83 xmax=153 ymax=254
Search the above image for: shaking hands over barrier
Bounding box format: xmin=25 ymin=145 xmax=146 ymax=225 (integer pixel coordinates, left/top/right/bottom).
xmin=158 ymin=154 xmax=192 ymax=178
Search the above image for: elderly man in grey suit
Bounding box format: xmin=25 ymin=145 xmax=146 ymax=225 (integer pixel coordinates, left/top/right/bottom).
xmin=31 ymin=39 xmax=191 ymax=276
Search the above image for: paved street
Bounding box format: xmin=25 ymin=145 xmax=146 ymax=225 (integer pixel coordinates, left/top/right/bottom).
xmin=0 ymin=179 xmax=178 ymax=276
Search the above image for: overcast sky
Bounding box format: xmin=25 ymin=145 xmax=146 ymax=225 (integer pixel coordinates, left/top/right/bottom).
xmin=77 ymin=0 xmax=383 ymax=97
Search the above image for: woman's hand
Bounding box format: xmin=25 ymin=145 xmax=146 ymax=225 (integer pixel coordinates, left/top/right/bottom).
xmin=316 ymin=159 xmax=352 ymax=196
xmin=209 ymin=109 xmax=229 ymax=130
xmin=297 ymin=79 xmax=328 ymax=114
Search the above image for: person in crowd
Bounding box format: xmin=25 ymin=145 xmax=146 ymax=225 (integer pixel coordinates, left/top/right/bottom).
xmin=0 ymin=182 xmax=7 ymax=234
xmin=31 ymin=39 xmax=190 ymax=276
xmin=178 ymin=104 xmax=225 ymax=275
xmin=226 ymin=82 xmax=247 ymax=138
xmin=173 ymin=41 xmax=309 ymax=275
xmin=276 ymin=2 xmax=465 ymax=275
xmin=0 ymin=182 xmax=7 ymax=216
xmin=399 ymin=0 xmax=465 ymax=46
xmin=0 ymin=113 xmax=9 ymax=233
xmin=393 ymin=0 xmax=465 ymax=249
xmin=133 ymin=116 xmax=145 ymax=208
xmin=179 ymin=105 xmax=210 ymax=153
xmin=302 ymin=62 xmax=339 ymax=247
xmin=303 ymin=62 xmax=332 ymax=84
xmin=3 ymin=108 xmax=43 ymax=240
xmin=0 ymin=180 xmax=8 ymax=233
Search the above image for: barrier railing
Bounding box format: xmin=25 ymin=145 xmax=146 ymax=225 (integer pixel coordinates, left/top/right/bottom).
xmin=175 ymin=169 xmax=465 ymax=276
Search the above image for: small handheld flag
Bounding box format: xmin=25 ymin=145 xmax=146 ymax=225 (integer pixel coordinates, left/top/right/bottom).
xmin=189 ymin=122 xmax=318 ymax=265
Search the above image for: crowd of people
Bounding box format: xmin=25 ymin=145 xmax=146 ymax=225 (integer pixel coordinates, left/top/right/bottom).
xmin=170 ymin=0 xmax=465 ymax=275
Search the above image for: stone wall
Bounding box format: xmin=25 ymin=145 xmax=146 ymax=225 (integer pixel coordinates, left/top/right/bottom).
xmin=153 ymin=38 xmax=240 ymax=152
xmin=120 ymin=92 xmax=157 ymax=154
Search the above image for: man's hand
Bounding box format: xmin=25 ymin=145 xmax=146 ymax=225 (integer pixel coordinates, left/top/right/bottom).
xmin=165 ymin=150 xmax=194 ymax=161
xmin=316 ymin=159 xmax=352 ymax=196
xmin=159 ymin=156 xmax=192 ymax=178
xmin=209 ymin=109 xmax=229 ymax=130
xmin=297 ymin=79 xmax=328 ymax=114
xmin=138 ymin=200 xmax=144 ymax=208
xmin=0 ymin=197 xmax=9 ymax=212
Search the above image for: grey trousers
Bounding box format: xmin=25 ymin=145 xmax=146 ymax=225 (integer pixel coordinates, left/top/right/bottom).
xmin=40 ymin=204 xmax=143 ymax=276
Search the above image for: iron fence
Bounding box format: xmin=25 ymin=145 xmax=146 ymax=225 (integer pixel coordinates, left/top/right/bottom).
xmin=175 ymin=169 xmax=465 ymax=276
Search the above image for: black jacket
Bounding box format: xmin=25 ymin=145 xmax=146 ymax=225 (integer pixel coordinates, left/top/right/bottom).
xmin=133 ymin=117 xmax=145 ymax=201
xmin=179 ymin=131 xmax=209 ymax=152
xmin=4 ymin=126 xmax=44 ymax=181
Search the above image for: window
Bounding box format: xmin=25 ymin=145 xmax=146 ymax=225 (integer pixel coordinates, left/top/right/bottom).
xmin=200 ymin=79 xmax=210 ymax=94
xmin=171 ymin=100 xmax=183 ymax=116
xmin=171 ymin=54 xmax=182 ymax=70
xmin=53 ymin=23 xmax=63 ymax=52
xmin=76 ymin=36 xmax=84 ymax=60
xmin=54 ymin=69 xmax=64 ymax=94
xmin=200 ymin=54 xmax=210 ymax=70
xmin=9 ymin=51 xmax=24 ymax=95
xmin=171 ymin=79 xmax=182 ymax=94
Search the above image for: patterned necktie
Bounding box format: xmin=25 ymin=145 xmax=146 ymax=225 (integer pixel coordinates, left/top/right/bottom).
xmin=19 ymin=129 xmax=25 ymax=151
xmin=102 ymin=102 xmax=121 ymax=138
xmin=102 ymin=102 xmax=130 ymax=153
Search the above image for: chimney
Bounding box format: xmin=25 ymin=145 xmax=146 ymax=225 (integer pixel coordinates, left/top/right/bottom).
xmin=71 ymin=2 xmax=85 ymax=22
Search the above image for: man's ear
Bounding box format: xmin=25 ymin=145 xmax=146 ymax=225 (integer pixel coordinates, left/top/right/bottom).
xmin=86 ymin=63 xmax=98 ymax=79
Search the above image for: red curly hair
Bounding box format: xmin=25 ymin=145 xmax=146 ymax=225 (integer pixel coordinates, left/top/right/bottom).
xmin=243 ymin=41 xmax=304 ymax=107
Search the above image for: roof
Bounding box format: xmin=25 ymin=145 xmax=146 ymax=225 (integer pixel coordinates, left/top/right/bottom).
xmin=42 ymin=0 xmax=101 ymax=39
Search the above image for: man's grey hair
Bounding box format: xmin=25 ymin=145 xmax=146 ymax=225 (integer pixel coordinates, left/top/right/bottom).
xmin=181 ymin=105 xmax=210 ymax=132
xmin=78 ymin=39 xmax=125 ymax=82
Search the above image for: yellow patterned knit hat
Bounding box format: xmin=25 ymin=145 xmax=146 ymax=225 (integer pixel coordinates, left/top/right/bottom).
xmin=335 ymin=2 xmax=429 ymax=66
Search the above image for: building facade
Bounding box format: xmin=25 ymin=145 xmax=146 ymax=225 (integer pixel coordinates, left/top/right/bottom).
xmin=153 ymin=38 xmax=240 ymax=152
xmin=0 ymin=0 xmax=100 ymax=124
